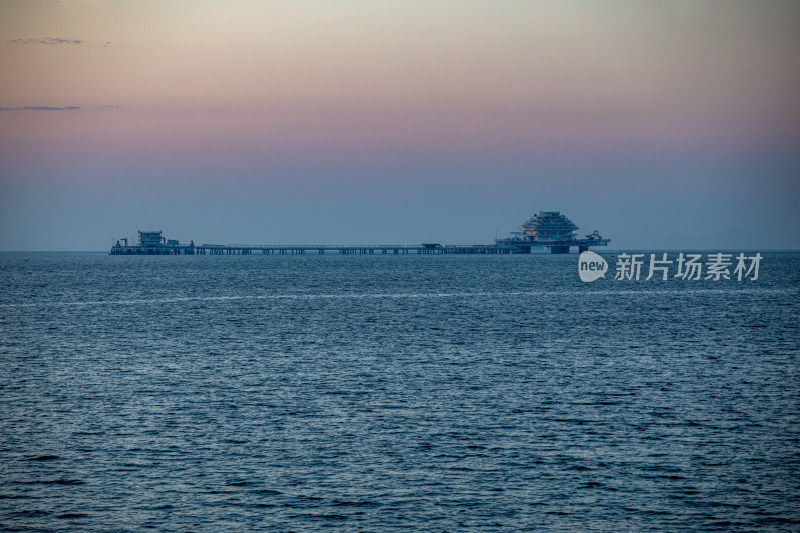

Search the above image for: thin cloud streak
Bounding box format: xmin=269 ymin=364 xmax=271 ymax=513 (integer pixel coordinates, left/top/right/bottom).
xmin=0 ymin=106 xmax=80 ymax=111
xmin=5 ymin=37 xmax=113 ymax=48
xmin=8 ymin=37 xmax=83 ymax=45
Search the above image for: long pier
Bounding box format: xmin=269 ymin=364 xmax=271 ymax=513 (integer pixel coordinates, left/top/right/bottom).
xmin=110 ymin=243 xmax=515 ymax=255
xmin=111 ymin=227 xmax=610 ymax=255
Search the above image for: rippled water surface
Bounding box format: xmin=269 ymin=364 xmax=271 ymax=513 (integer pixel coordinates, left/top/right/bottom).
xmin=1 ymin=252 xmax=799 ymax=531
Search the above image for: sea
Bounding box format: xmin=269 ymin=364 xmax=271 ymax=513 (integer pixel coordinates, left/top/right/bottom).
xmin=1 ymin=251 xmax=798 ymax=532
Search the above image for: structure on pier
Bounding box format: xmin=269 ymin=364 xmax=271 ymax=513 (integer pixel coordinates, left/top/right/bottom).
xmin=494 ymin=211 xmax=610 ymax=254
xmin=137 ymin=230 xmax=165 ymax=248
xmin=110 ymin=211 xmax=609 ymax=256
xmin=112 ymin=230 xmax=196 ymax=255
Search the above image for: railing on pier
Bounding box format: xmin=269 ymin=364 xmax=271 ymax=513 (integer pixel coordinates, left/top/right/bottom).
xmin=193 ymin=244 xmax=512 ymax=255
xmin=111 ymin=240 xmax=610 ymax=256
xmin=111 ymin=243 xmax=516 ymax=255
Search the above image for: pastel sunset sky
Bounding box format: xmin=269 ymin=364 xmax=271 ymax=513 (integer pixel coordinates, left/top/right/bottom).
xmin=1 ymin=0 xmax=798 ymax=250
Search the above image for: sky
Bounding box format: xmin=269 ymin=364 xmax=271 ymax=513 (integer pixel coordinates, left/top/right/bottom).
xmin=1 ymin=0 xmax=798 ymax=250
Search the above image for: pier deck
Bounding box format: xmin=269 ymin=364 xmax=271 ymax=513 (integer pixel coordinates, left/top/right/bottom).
xmin=110 ymin=244 xmax=516 ymax=255
xmin=111 ymin=223 xmax=610 ymax=255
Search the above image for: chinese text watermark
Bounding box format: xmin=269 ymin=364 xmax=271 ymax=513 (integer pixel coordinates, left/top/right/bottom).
xmin=579 ymin=251 xmax=762 ymax=282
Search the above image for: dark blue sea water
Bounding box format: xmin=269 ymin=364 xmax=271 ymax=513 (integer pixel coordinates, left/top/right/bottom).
xmin=1 ymin=252 xmax=798 ymax=531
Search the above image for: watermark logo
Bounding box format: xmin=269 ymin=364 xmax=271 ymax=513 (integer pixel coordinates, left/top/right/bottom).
xmin=578 ymin=251 xmax=608 ymax=282
xmin=578 ymin=252 xmax=762 ymax=282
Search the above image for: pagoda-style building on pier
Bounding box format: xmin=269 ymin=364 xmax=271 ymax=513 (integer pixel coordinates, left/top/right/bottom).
xmin=495 ymin=211 xmax=610 ymax=254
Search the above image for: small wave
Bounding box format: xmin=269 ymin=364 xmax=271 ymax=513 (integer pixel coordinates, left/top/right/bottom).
xmin=12 ymin=509 xmax=49 ymax=517
xmin=15 ymin=479 xmax=84 ymax=486
xmin=56 ymin=513 xmax=87 ymax=519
